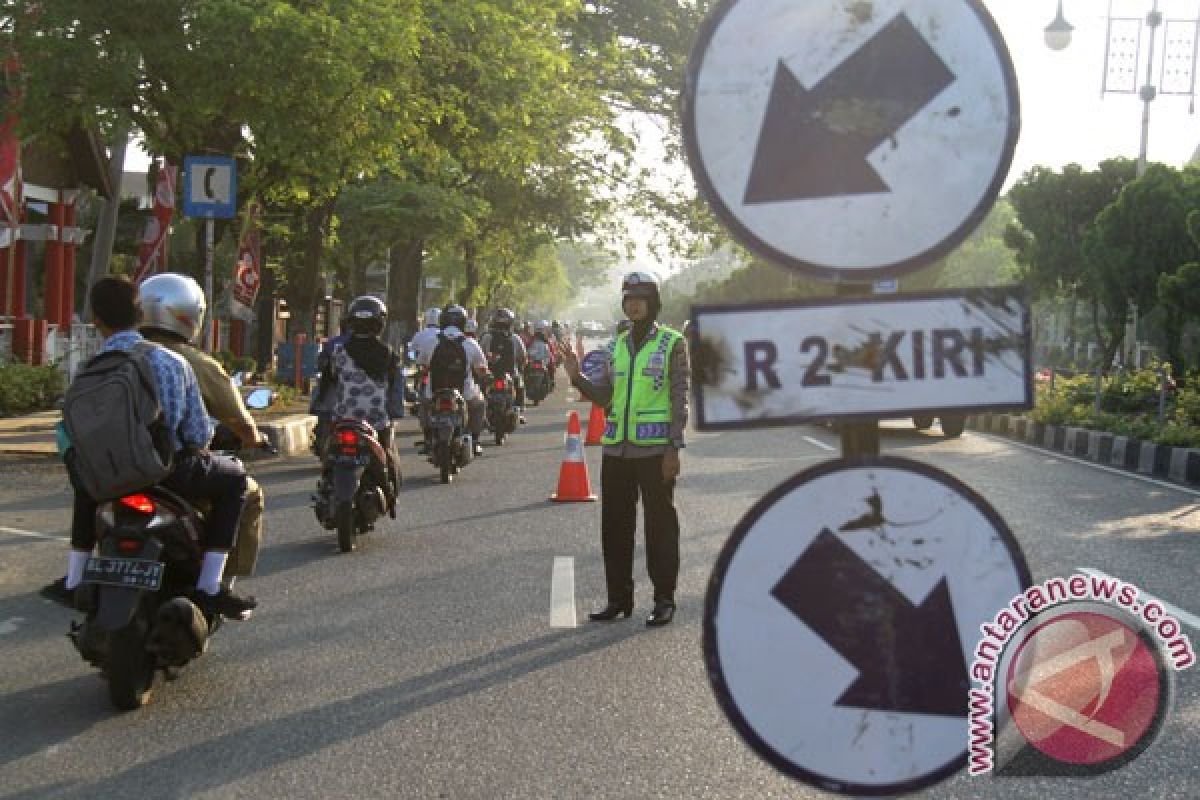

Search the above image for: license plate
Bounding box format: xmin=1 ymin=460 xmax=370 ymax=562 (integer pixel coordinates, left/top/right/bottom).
xmin=83 ymin=557 xmax=164 ymax=591
xmin=333 ymin=452 xmax=370 ymax=466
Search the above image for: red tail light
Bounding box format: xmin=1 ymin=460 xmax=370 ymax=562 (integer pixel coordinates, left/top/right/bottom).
xmin=337 ymin=430 xmax=359 ymax=446
xmin=436 ymin=396 xmax=456 ymax=412
xmin=119 ymin=494 xmax=155 ymax=514
xmin=493 ymin=379 xmax=506 ymax=390
xmin=117 ymin=538 xmax=143 ymax=554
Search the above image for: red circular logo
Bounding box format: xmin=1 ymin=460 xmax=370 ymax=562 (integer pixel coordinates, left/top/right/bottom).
xmin=1006 ymin=611 xmax=1163 ymax=766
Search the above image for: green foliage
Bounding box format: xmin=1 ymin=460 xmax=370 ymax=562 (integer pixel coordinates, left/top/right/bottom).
xmin=0 ymin=364 xmax=64 ymax=415
xmin=213 ymin=351 xmax=258 ymax=377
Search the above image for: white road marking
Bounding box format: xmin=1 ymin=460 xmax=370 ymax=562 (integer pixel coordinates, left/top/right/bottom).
xmin=0 ymin=617 xmax=26 ymax=636
xmin=801 ymin=435 xmax=836 ymax=452
xmin=0 ymin=525 xmax=68 ymax=542
xmin=550 ymin=556 xmax=577 ymax=628
xmin=1078 ymin=567 xmax=1200 ymax=632
xmin=972 ymin=431 xmax=1200 ymax=498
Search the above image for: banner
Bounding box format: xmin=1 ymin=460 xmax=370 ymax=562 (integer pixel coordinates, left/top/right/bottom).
xmin=230 ymin=198 xmax=262 ymax=321
xmin=134 ymin=161 xmax=176 ymax=283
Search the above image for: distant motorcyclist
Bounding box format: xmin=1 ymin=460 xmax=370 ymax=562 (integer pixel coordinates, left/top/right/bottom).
xmin=313 ymin=295 xmax=405 ymax=511
xmin=419 ymin=304 xmax=489 ymax=457
xmin=464 ymin=318 xmax=479 ymax=340
xmin=529 ymin=320 xmax=557 ymax=376
xmin=410 ymin=307 xmax=444 ymax=454
xmin=479 ymin=308 xmax=528 ymax=422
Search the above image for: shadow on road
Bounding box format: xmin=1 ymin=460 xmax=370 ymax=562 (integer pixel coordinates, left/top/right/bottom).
xmin=49 ymin=626 xmax=639 ymax=799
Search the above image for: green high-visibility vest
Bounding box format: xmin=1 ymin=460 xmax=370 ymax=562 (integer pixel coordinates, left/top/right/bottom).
xmin=602 ymin=326 xmax=681 ymax=446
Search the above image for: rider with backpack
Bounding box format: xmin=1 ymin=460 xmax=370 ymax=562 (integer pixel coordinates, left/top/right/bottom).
xmin=60 ymin=276 xmax=255 ymax=621
xmin=479 ymin=308 xmax=528 ymax=423
xmin=419 ymin=304 xmax=489 ymax=457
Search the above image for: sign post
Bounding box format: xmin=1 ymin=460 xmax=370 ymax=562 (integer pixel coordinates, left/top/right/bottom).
xmin=683 ymin=0 xmax=1032 ymax=792
xmin=182 ymin=155 xmax=237 ymax=351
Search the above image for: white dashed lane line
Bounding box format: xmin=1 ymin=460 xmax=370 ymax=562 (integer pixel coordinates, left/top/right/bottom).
xmin=0 ymin=525 xmax=68 ymax=542
xmin=550 ymin=556 xmax=577 ymax=628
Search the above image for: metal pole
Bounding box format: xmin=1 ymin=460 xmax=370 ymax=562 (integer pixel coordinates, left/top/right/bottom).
xmin=204 ymin=217 xmax=214 ymax=352
xmin=835 ymin=280 xmax=879 ymax=457
xmin=1137 ymin=0 xmax=1162 ymax=178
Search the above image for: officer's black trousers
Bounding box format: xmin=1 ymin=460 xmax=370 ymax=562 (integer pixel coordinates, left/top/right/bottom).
xmin=599 ymin=454 xmax=679 ymax=604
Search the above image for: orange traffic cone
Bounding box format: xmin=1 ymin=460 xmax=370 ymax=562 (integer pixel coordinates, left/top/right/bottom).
xmin=551 ymin=411 xmax=598 ymax=502
xmin=584 ymin=403 xmax=606 ymax=446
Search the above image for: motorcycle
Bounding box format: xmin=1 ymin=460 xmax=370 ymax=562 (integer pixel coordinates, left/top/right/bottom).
xmin=68 ymin=431 xmax=276 ymax=710
xmin=485 ymin=373 xmax=519 ymax=446
xmin=525 ymin=360 xmax=553 ymax=406
xmin=429 ymin=388 xmax=473 ymax=483
xmin=312 ymin=419 xmax=395 ymax=553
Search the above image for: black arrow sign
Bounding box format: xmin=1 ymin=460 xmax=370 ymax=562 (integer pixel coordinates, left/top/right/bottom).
xmin=771 ymin=528 xmax=968 ymax=717
xmin=743 ymin=14 xmax=955 ymax=204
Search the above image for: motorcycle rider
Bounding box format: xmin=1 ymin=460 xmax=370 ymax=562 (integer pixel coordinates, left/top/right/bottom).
xmin=479 ymin=308 xmax=528 ymax=423
xmin=527 ymin=321 xmax=557 ymax=392
xmin=138 ymin=273 xmax=270 ymax=583
xmin=410 ymin=307 xmax=444 ymax=454
xmin=312 ymin=295 xmax=406 ymax=511
xmin=419 ymin=304 xmax=489 ymax=457
xmin=60 ymin=276 xmax=255 ymax=621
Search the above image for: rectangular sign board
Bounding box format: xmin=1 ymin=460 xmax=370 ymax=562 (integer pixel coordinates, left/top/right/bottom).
xmin=690 ymin=287 xmax=1031 ymax=430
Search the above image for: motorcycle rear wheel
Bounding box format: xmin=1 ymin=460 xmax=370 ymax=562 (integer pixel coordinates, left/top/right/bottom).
xmin=106 ymin=618 xmax=155 ymax=711
xmin=436 ymin=442 xmax=452 ymax=484
xmin=335 ymin=501 xmax=356 ymax=553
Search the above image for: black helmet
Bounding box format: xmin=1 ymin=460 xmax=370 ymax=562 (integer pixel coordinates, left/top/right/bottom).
xmin=347 ymin=295 xmax=387 ymax=337
xmin=490 ymin=308 xmax=515 ymax=333
xmin=440 ymin=304 xmax=468 ymax=331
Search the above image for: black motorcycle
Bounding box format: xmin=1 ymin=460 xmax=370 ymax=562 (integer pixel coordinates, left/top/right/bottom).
xmin=485 ymin=373 xmax=518 ymax=446
xmin=68 ymin=430 xmax=274 ymax=710
xmin=429 ymin=388 xmax=473 ymax=483
xmin=525 ymin=359 xmax=552 ymax=406
xmin=313 ymin=418 xmax=395 ymax=553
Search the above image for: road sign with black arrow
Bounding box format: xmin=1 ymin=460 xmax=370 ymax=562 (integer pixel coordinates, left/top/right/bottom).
xmin=684 ymin=0 xmax=1019 ymax=279
xmin=704 ymin=456 xmax=1030 ymax=796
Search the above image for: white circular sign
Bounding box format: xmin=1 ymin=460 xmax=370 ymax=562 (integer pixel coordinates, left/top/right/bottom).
xmin=683 ymin=0 xmax=1019 ymax=279
xmin=704 ymin=456 xmax=1030 ymax=795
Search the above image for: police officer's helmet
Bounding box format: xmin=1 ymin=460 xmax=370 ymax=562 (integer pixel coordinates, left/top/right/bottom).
xmin=621 ymin=271 xmax=660 ymax=301
xmin=347 ymin=295 xmax=387 ymax=337
xmin=440 ymin=304 xmax=468 ymax=331
xmin=490 ymin=308 xmax=515 ymax=333
xmin=139 ymin=273 xmax=207 ymax=343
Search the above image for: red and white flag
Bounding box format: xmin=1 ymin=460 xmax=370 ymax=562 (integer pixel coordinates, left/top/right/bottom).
xmin=230 ymin=199 xmax=262 ymax=321
xmin=134 ymin=161 xmax=176 ymax=284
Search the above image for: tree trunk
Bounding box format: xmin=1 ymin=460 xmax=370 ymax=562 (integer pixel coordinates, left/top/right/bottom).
xmin=387 ymin=237 xmax=424 ymax=347
xmin=255 ymin=257 xmax=277 ymax=376
xmin=460 ymin=239 xmax=480 ymax=308
xmin=283 ymin=200 xmax=335 ymax=338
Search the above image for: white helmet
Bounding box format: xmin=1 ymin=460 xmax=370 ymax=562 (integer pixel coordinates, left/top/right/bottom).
xmin=424 ymin=307 xmax=442 ymax=327
xmin=139 ymin=273 xmax=206 ymax=343
xmin=536 ymin=319 xmax=550 ymax=333
xmin=464 ymin=318 xmax=478 ymax=334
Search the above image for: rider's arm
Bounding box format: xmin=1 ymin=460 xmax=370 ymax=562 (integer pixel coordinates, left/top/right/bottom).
xmin=191 ymin=349 xmax=262 ymax=446
xmin=513 ymin=335 xmax=527 ymax=368
xmin=385 ymin=352 xmax=407 ymax=419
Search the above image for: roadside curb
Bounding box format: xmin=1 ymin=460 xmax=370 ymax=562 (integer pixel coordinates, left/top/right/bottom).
xmin=256 ymin=414 xmax=316 ymax=461
xmin=967 ymin=413 xmax=1200 ymax=489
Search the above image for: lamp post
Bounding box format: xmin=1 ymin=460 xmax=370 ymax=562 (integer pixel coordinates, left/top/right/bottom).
xmin=1046 ymin=0 xmax=1198 ymax=369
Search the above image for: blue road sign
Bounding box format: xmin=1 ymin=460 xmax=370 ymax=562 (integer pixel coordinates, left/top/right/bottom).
xmin=182 ymin=156 xmax=237 ymax=219
xmin=581 ymin=349 xmax=607 ymax=382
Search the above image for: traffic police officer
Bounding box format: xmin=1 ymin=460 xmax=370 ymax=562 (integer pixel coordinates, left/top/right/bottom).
xmin=563 ymin=271 xmax=689 ymax=627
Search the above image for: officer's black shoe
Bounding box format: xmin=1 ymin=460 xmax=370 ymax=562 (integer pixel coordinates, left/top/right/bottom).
xmin=646 ymin=599 xmax=676 ymax=627
xmin=588 ymin=600 xmax=633 ymax=621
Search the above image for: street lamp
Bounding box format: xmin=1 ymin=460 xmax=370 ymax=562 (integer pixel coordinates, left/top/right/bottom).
xmin=1044 ymin=0 xmax=1199 ymax=177
xmin=1044 ymin=0 xmax=1074 ymax=50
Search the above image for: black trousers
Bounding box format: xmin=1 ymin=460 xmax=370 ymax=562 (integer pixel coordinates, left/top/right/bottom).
xmin=600 ymin=454 xmax=679 ymax=604
xmin=70 ymin=450 xmax=248 ymax=552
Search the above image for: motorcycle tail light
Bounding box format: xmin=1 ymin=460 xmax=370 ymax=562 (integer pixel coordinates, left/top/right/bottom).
xmin=436 ymin=396 xmax=456 ymax=413
xmin=337 ymin=430 xmax=359 ymax=446
xmin=117 ymin=538 xmax=143 ymax=554
xmin=494 ymin=379 xmax=506 ymax=390
xmin=119 ymin=494 xmax=155 ymax=514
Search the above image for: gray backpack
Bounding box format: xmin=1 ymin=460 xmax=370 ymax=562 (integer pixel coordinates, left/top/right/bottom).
xmin=62 ymin=341 xmax=175 ymax=500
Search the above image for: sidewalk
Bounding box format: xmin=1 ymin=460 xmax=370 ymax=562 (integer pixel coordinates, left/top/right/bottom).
xmin=0 ymin=409 xmax=317 ymax=460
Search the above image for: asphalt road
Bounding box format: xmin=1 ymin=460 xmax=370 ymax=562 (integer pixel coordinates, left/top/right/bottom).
xmin=1 ymin=384 xmax=1198 ymax=799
